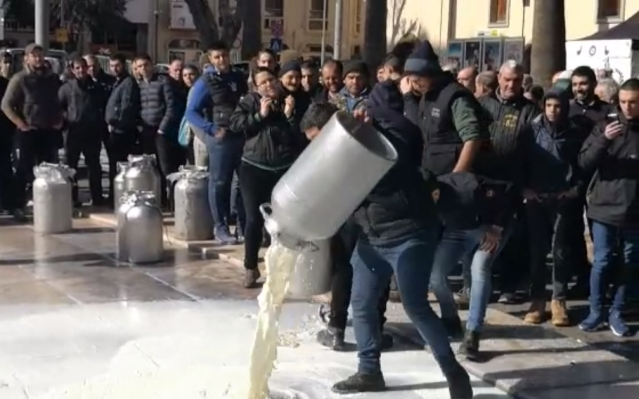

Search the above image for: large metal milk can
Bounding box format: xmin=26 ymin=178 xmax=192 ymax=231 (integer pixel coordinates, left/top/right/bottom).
xmin=32 ymin=163 xmax=75 ymax=234
xmin=168 ymin=167 xmax=213 ymax=241
xmin=124 ymin=155 xmax=161 ymax=201
xmin=286 ymin=239 xmax=332 ymax=298
xmin=113 ymin=162 xmax=130 ymax=213
xmin=116 ymin=191 xmax=164 ymax=264
xmin=261 ymin=112 xmax=398 ymax=248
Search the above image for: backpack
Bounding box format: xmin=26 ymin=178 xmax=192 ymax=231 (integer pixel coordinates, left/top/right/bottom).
xmin=178 ymin=116 xmax=192 ymax=147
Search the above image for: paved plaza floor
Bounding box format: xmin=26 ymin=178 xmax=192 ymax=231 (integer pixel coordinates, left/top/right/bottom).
xmin=0 ymin=220 xmax=509 ymax=399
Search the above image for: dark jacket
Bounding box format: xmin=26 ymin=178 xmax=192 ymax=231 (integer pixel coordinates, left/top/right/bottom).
xmin=139 ymin=73 xmax=181 ymax=135
xmin=0 ymin=76 xmax=14 ymax=133
xmin=185 ymin=66 xmax=248 ymax=141
xmin=352 ymin=81 xmax=438 ymax=244
xmin=1 ymin=66 xmax=63 ymax=129
xmin=476 ymin=91 xmax=539 ymax=186
xmin=569 ymin=96 xmax=612 ymax=132
xmin=92 ymin=70 xmax=116 ymax=110
xmin=58 ymin=77 xmax=105 ymax=130
xmin=229 ymin=91 xmax=300 ymax=168
xmin=527 ymin=90 xmax=590 ymax=194
xmin=105 ymin=73 xmax=140 ymax=133
xmin=579 ymin=113 xmax=639 ymax=227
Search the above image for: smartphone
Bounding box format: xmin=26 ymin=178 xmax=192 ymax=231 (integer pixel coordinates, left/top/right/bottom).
xmin=606 ymin=113 xmax=620 ymax=123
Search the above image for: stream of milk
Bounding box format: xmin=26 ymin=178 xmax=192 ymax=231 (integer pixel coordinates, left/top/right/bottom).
xmin=239 ymin=242 xmax=300 ymax=399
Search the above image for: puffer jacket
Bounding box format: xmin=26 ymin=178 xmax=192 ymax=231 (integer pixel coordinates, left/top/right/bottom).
xmin=58 ymin=77 xmax=105 ymax=128
xmin=105 ymin=73 xmax=140 ymax=133
xmin=229 ymin=91 xmax=301 ymax=168
xmin=139 ymin=73 xmax=181 ymax=135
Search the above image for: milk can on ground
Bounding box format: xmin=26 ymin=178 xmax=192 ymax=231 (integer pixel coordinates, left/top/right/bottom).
xmin=32 ymin=163 xmax=75 ymax=234
xmin=124 ymin=155 xmax=162 ymax=202
xmin=113 ymin=162 xmax=130 ymax=213
xmin=168 ymin=166 xmax=213 ymax=241
xmin=116 ymin=191 xmax=165 ymax=264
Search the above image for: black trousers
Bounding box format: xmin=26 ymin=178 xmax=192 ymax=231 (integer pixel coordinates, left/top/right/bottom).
xmin=106 ymin=131 xmax=136 ymax=201
xmin=495 ymin=211 xmax=529 ymax=294
xmin=527 ymin=198 xmax=584 ymax=300
xmin=329 ymin=218 xmax=389 ymax=331
xmin=65 ymin=127 xmax=103 ymax=204
xmin=239 ymin=161 xmax=287 ymax=270
xmin=14 ymin=129 xmax=61 ymax=208
xmin=0 ymin=128 xmax=16 ymax=211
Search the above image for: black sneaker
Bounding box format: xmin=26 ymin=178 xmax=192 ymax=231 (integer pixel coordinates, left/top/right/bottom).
xmin=331 ymin=371 xmax=386 ymax=394
xmin=11 ymin=208 xmax=28 ymax=223
xmin=380 ymin=332 xmax=394 ymax=350
xmin=446 ymin=364 xmax=473 ymax=399
xmin=442 ymin=316 xmax=464 ymax=339
xmin=458 ymin=330 xmax=480 ymax=362
xmin=317 ymin=327 xmax=347 ymax=351
xmin=243 ymin=269 xmax=261 ymax=288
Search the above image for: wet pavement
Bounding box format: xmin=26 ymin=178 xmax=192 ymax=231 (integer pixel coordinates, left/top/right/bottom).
xmin=0 ymin=219 xmax=509 ymax=399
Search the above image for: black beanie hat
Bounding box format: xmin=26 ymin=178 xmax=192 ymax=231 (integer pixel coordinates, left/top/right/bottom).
xmin=279 ymin=60 xmax=301 ymax=77
xmin=342 ymin=60 xmax=369 ymax=79
xmin=404 ymin=40 xmax=442 ymax=76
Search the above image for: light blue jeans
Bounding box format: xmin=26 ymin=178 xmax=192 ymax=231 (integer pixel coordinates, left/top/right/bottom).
xmin=430 ymin=224 xmax=513 ymax=332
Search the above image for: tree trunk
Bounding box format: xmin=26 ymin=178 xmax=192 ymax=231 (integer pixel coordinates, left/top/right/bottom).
xmin=363 ymin=0 xmax=387 ymax=68
xmin=241 ymin=0 xmax=262 ymax=60
xmin=218 ymin=0 xmax=244 ymax=45
xmin=184 ymin=0 xmax=220 ymax=50
xmin=530 ymin=0 xmax=566 ymax=88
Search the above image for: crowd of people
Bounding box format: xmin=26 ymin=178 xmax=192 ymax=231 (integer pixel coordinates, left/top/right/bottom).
xmin=0 ymin=38 xmax=637 ymax=398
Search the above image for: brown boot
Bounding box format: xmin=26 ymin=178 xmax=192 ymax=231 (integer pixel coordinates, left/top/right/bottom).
xmin=523 ymin=300 xmax=547 ymax=324
xmin=550 ymin=300 xmax=570 ymax=327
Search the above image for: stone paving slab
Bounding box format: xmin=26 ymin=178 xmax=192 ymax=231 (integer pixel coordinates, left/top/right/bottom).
xmin=517 ymin=380 xmax=639 ymax=399
xmin=384 ymin=303 xmax=639 ymax=396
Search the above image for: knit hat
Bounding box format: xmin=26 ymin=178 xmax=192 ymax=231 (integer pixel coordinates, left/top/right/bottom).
xmin=404 ymin=40 xmax=442 ymax=76
xmin=278 ymin=49 xmax=302 ymax=65
xmin=342 ymin=60 xmax=369 ymax=79
xmin=279 ymin=60 xmax=301 ymax=77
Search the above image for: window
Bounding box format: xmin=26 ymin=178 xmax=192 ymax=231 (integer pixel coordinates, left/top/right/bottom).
xmin=308 ymin=0 xmax=328 ymax=30
xmin=265 ymin=0 xmax=284 ymax=18
xmin=598 ymin=0 xmax=622 ymax=20
xmin=488 ymin=0 xmax=508 ymax=26
xmin=355 ymin=0 xmax=362 ymax=34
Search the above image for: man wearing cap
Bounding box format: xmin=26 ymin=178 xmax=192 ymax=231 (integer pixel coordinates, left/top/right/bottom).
xmin=1 ymin=43 xmax=64 ymax=219
xmin=331 ymin=60 xmax=371 ymax=113
xmin=331 ymin=75 xmax=474 ymax=398
xmin=401 ymin=40 xmax=488 ymax=334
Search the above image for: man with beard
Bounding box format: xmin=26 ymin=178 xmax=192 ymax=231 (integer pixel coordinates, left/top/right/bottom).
xmin=311 ymin=59 xmax=344 ymax=104
xmin=1 ymin=43 xmax=64 ymax=220
xmin=105 ymin=53 xmax=140 ymax=205
xmin=300 ymin=60 xmax=320 ymax=94
xmin=185 ymin=41 xmax=248 ymax=245
xmin=59 ymin=56 xmax=106 ymax=207
xmin=569 ymin=66 xmax=613 ymax=297
xmin=332 ymin=60 xmax=370 ymax=112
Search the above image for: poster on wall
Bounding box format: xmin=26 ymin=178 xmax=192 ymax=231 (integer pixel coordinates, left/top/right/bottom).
xmin=464 ymin=40 xmax=482 ymax=69
xmin=482 ymin=39 xmax=502 ymax=72
xmin=503 ymin=38 xmax=525 ymax=64
xmin=170 ymin=0 xmax=196 ymax=30
xmin=446 ymin=41 xmax=464 ymax=70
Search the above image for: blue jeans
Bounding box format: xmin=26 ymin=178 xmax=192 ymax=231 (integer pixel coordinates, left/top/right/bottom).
xmin=230 ymin=172 xmax=245 ymax=232
xmin=430 ymin=224 xmax=512 ymax=332
xmin=590 ymin=221 xmax=639 ymax=313
xmin=206 ymin=135 xmax=243 ymax=230
xmin=351 ymin=228 xmax=459 ymax=374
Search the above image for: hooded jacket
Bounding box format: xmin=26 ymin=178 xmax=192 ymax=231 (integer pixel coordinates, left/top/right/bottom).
xmin=352 ymin=80 xmax=439 ymax=244
xmin=527 ymin=89 xmax=589 ymax=194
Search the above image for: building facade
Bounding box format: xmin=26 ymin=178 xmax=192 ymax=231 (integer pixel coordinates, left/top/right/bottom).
xmin=388 ymin=0 xmax=639 ymax=53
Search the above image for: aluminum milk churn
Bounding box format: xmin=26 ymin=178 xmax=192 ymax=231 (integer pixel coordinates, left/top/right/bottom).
xmin=113 ymin=162 xmax=130 ymax=213
xmin=32 ymin=163 xmax=75 ymax=234
xmin=261 ymin=112 xmax=398 ymax=248
xmin=116 ymin=191 xmax=164 ymax=264
xmin=168 ymin=167 xmax=213 ymax=241
xmin=124 ymin=155 xmax=161 ymax=201
xmin=286 ymin=238 xmax=332 ymax=298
